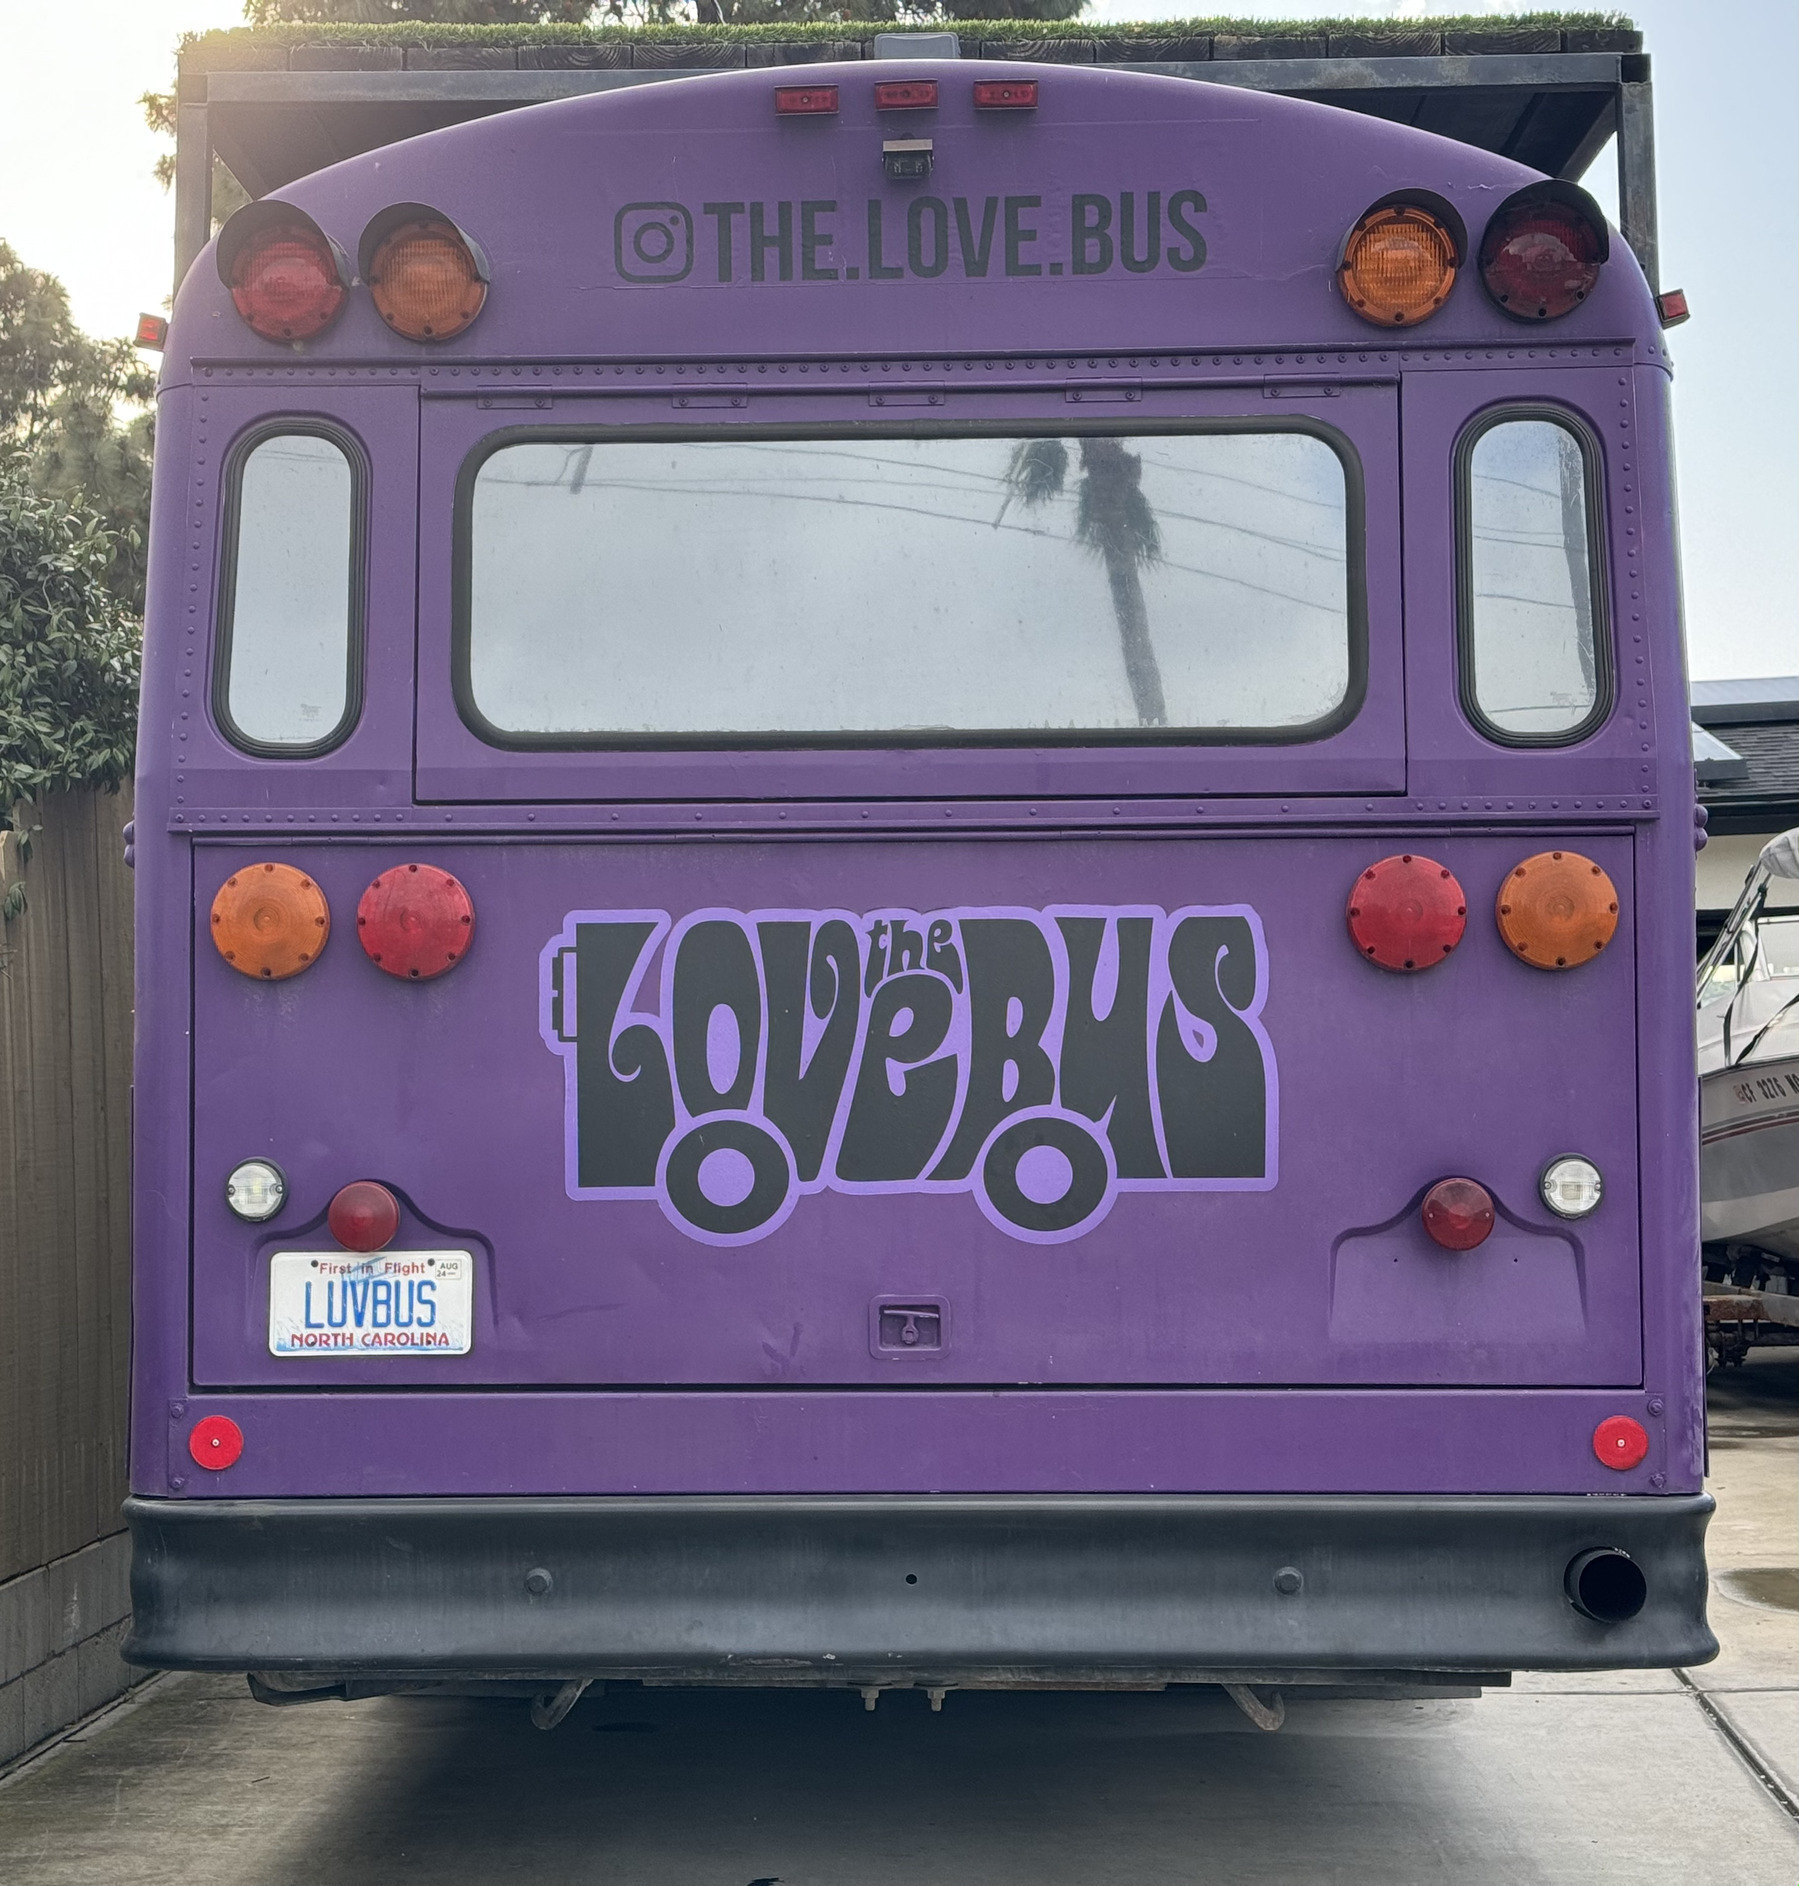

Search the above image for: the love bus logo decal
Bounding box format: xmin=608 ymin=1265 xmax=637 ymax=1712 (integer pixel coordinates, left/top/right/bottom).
xmin=540 ymin=904 xmax=1276 ymax=1246
xmin=614 ymin=191 xmax=1208 ymax=286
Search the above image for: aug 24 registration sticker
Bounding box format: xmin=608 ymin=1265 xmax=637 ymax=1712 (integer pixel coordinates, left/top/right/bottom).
xmin=268 ymin=1251 xmax=474 ymax=1357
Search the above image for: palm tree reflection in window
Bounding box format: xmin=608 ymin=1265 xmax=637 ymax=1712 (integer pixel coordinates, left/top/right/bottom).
xmin=1000 ymin=436 xmax=1168 ymax=726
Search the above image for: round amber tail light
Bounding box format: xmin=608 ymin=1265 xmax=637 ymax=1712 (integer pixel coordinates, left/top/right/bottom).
xmin=1496 ymin=851 xmax=1619 ymax=970
xmin=210 ymin=863 xmax=330 ymax=981
xmin=365 ymin=215 xmax=488 ymax=343
xmin=1338 ymin=202 xmax=1460 ymax=327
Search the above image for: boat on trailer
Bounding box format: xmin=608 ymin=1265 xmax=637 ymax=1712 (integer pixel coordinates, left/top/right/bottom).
xmin=1696 ymin=829 xmax=1799 ymax=1353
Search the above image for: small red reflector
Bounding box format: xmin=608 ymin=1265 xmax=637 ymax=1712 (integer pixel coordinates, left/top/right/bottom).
xmin=1421 ymin=1178 xmax=1495 ymax=1251
xmin=973 ymin=79 xmax=1038 ymax=109
xmin=774 ymin=85 xmax=838 ymax=116
xmin=135 ymin=313 xmax=168 ymax=351
xmin=328 ymin=1181 xmax=401 ymax=1254
xmin=1346 ymin=853 xmax=1467 ymax=973
xmin=357 ymin=864 xmax=475 ymax=981
xmin=1656 ymin=287 xmax=1690 ymax=328
xmin=875 ymin=80 xmax=939 ymax=110
xmin=1593 ymin=1415 xmax=1650 ymax=1472
xmin=189 ymin=1415 xmax=244 ymax=1472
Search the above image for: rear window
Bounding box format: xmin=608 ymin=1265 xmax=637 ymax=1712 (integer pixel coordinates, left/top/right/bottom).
xmin=216 ymin=426 xmax=361 ymax=754
xmin=457 ymin=428 xmax=1358 ymax=745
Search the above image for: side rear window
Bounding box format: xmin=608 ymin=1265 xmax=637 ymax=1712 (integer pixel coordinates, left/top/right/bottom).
xmin=215 ymin=425 xmax=362 ymax=753
xmin=1457 ymin=409 xmax=1608 ymax=744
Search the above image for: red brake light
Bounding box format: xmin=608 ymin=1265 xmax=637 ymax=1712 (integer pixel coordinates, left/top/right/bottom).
xmin=1421 ymin=1178 xmax=1495 ymax=1251
xmin=775 ymin=85 xmax=838 ymax=115
xmin=135 ymin=313 xmax=168 ymax=351
xmin=357 ymin=864 xmax=475 ymax=980
xmin=1656 ymin=287 xmax=1690 ymax=328
xmin=875 ymin=80 xmax=938 ymax=110
xmin=1479 ymin=183 xmax=1607 ymax=321
xmin=1346 ymin=854 xmax=1467 ymax=973
xmin=227 ymin=218 xmax=346 ymax=342
xmin=973 ymin=79 xmax=1037 ymax=109
xmin=328 ymin=1181 xmax=401 ymax=1254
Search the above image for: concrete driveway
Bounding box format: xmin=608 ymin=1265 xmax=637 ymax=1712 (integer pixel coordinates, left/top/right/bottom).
xmin=1 ymin=1352 xmax=1793 ymax=1886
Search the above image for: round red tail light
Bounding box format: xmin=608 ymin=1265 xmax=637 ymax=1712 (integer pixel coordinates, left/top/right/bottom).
xmin=217 ymin=204 xmax=348 ymax=343
xmin=357 ymin=864 xmax=475 ymax=980
xmin=362 ymin=208 xmax=488 ymax=343
xmin=1421 ymin=1178 xmax=1495 ymax=1251
xmin=328 ymin=1180 xmax=401 ymax=1253
xmin=1346 ymin=854 xmax=1467 ymax=972
xmin=1479 ymin=182 xmax=1608 ymax=322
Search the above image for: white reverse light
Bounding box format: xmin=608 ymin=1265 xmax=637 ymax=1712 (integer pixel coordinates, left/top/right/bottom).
xmin=226 ymin=1159 xmax=287 ymax=1223
xmin=1540 ymin=1156 xmax=1603 ymax=1220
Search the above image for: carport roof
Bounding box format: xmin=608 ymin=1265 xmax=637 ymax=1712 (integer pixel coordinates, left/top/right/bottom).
xmin=177 ymin=16 xmax=1644 ymax=202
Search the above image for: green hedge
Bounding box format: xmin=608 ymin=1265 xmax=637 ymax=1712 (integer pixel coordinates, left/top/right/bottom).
xmin=184 ymin=14 xmax=1636 ymax=57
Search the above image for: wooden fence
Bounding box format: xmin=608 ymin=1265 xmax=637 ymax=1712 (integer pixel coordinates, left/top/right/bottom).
xmin=0 ymin=787 xmax=135 ymax=1588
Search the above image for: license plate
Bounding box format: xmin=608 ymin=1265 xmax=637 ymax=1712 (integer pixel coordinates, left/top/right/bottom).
xmin=268 ymin=1251 xmax=474 ymax=1357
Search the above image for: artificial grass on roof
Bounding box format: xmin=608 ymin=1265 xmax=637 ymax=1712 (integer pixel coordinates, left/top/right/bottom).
xmin=181 ymin=13 xmax=1637 ymax=57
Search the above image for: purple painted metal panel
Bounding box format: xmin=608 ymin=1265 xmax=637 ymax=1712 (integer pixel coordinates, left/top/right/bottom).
xmin=159 ymin=64 xmax=1663 ymax=370
xmin=150 ymin=1387 xmax=1689 ymax=1499
xmin=133 ymin=64 xmax=1701 ymax=1521
xmin=188 ymin=832 xmax=1640 ymax=1392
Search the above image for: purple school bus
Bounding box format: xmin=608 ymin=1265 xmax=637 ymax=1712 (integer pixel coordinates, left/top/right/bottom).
xmin=126 ymin=50 xmax=1714 ymax=1715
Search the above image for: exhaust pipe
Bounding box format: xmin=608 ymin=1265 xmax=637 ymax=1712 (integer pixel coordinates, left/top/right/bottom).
xmin=1565 ymin=1548 xmax=1648 ymax=1623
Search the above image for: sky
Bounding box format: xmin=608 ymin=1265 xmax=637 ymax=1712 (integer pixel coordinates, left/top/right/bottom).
xmin=0 ymin=0 xmax=1791 ymax=683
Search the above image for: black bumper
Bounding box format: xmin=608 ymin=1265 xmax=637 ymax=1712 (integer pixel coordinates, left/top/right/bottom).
xmin=124 ymin=1493 xmax=1716 ymax=1685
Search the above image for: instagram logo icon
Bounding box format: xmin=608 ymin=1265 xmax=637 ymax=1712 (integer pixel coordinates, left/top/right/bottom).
xmin=614 ymin=203 xmax=694 ymax=283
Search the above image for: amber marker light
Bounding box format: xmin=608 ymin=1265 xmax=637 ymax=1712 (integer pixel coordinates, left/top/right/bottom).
xmin=1496 ymin=851 xmax=1619 ymax=970
xmin=1338 ymin=199 xmax=1460 ymax=327
xmin=361 ymin=205 xmax=489 ymax=343
xmin=210 ymin=863 xmax=330 ymax=981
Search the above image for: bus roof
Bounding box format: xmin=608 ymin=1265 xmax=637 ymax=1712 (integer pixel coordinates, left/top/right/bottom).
xmin=167 ymin=55 xmax=1661 ymax=369
xmin=170 ymin=16 xmax=1660 ymax=292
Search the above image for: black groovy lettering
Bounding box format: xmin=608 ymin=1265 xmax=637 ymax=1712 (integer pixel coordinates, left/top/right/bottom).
xmin=760 ymin=918 xmax=861 ymax=1182
xmin=637 ymin=193 xmax=1209 ymax=286
xmin=1058 ymin=916 xmax=1165 ymax=1179
xmin=566 ymin=921 xmax=675 ymax=1188
xmin=543 ymin=903 xmax=1272 ymax=1246
xmin=931 ymin=920 xmax=1057 ymax=1179
xmin=1155 ymin=915 xmax=1267 ymax=1180
xmin=839 ymin=973 xmax=959 ymax=1181
xmin=672 ymin=920 xmax=762 ymax=1115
